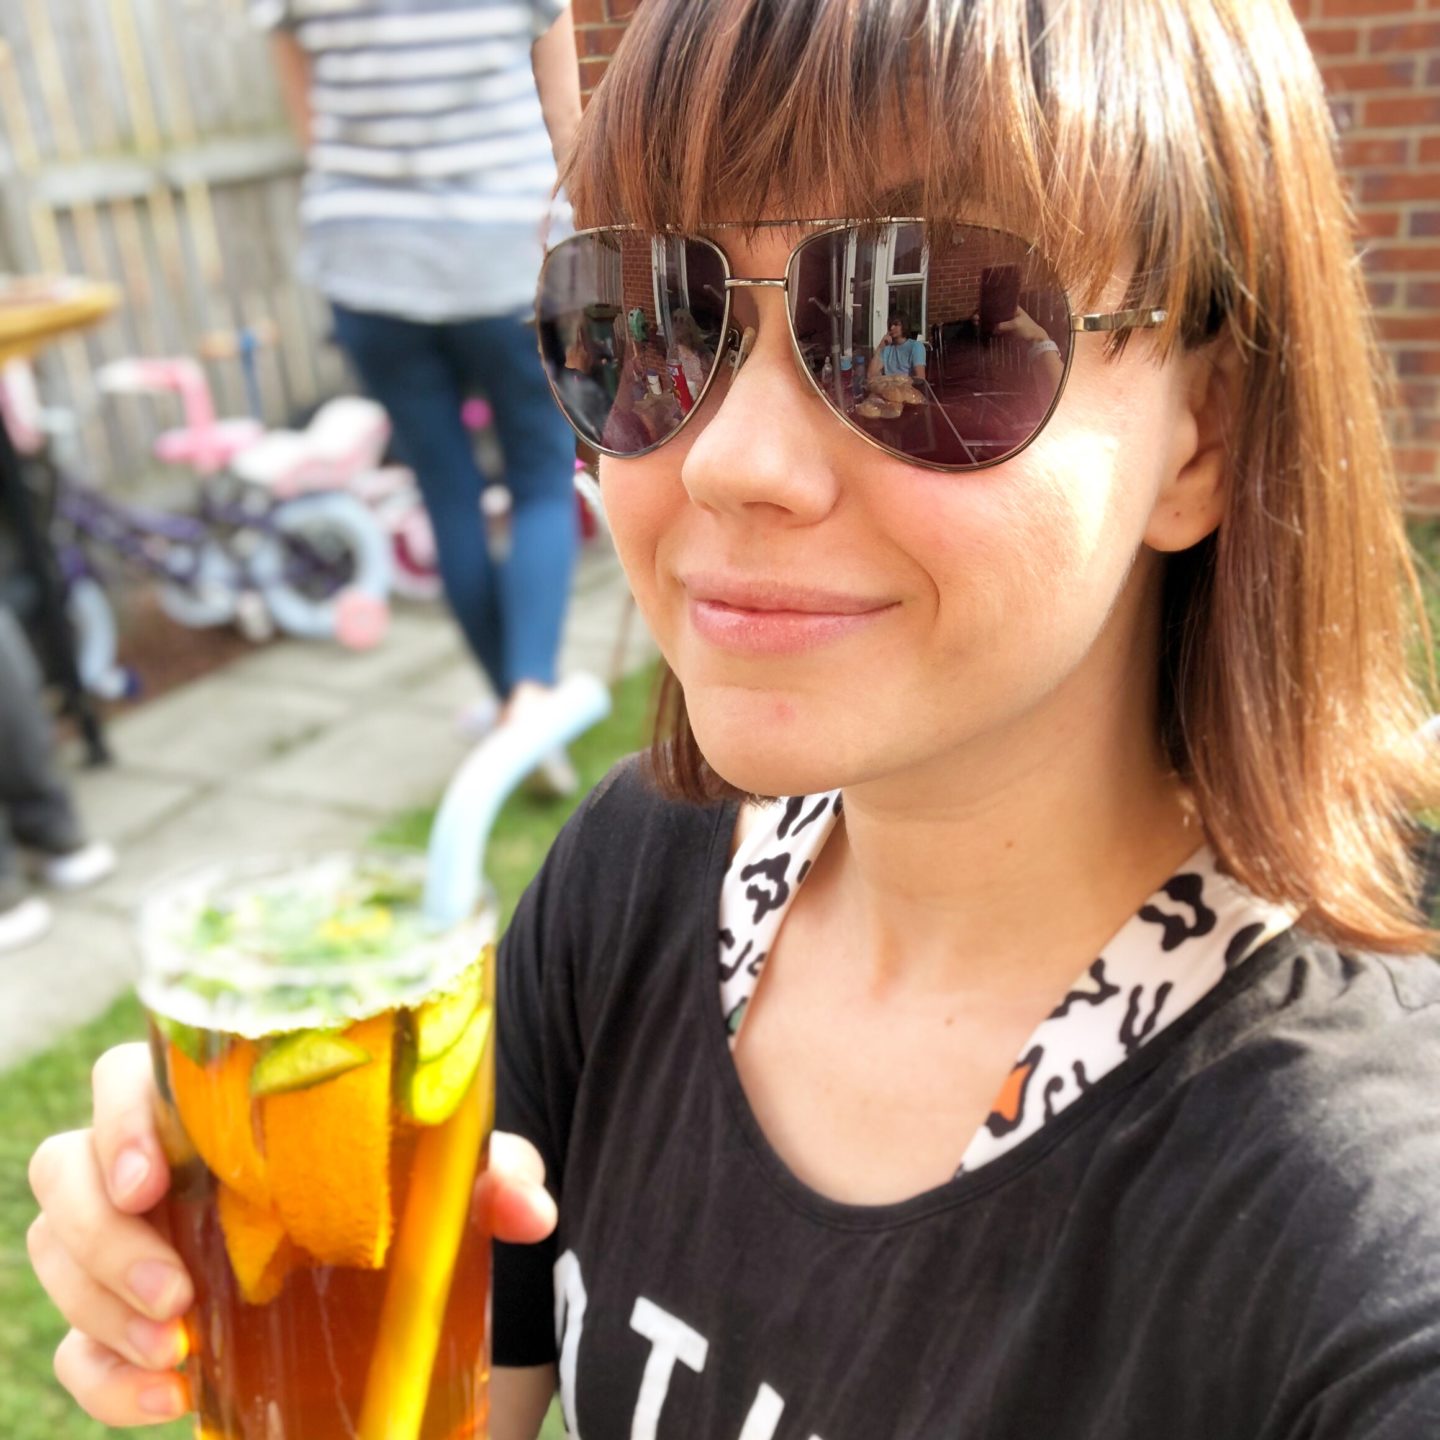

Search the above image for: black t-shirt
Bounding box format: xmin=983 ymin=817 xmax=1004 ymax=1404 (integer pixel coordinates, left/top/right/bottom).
xmin=494 ymin=757 xmax=1440 ymax=1439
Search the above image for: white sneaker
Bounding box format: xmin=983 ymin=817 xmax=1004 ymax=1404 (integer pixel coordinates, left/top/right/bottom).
xmin=29 ymin=840 xmax=117 ymax=891
xmin=0 ymin=895 xmax=53 ymax=953
xmin=456 ymin=694 xmax=502 ymax=743
xmin=528 ymin=746 xmax=580 ymax=799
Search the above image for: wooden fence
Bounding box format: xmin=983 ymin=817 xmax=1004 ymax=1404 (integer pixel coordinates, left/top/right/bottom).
xmin=0 ymin=0 xmax=348 ymax=483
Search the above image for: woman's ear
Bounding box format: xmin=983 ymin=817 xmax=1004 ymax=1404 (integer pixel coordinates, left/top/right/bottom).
xmin=1143 ymin=342 xmax=1242 ymax=553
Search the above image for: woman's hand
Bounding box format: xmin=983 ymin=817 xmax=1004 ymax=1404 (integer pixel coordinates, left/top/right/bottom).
xmin=28 ymin=1043 xmax=192 ymax=1427
xmin=28 ymin=1042 xmax=558 ymax=1429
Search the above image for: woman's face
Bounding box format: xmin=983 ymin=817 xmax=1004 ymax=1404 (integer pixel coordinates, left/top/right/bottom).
xmin=601 ymin=222 xmax=1220 ymax=800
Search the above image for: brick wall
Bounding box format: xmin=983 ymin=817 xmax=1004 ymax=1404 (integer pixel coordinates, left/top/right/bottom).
xmin=569 ymin=0 xmax=1440 ymax=499
xmin=1296 ymin=0 xmax=1440 ymax=502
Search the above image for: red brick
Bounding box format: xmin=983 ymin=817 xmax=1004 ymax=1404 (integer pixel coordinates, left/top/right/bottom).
xmin=1363 ymin=95 xmax=1440 ymax=127
xmin=1424 ymin=137 xmax=1440 ymax=164
xmin=1380 ymin=314 xmax=1440 ymax=341
xmin=1360 ymin=208 xmax=1403 ymax=237
xmin=1321 ymin=0 xmax=1416 ymax=13
xmin=1364 ymin=244 xmax=1440 ymax=272
xmin=1306 ymin=25 xmax=1362 ymax=54
xmin=1320 ymin=58 xmax=1418 ymax=89
xmin=1407 ymin=279 xmax=1440 ymax=306
xmin=1396 ymin=350 xmax=1440 ymax=375
xmin=1342 ymin=136 xmax=1411 ymax=166
xmin=578 ymin=57 xmax=610 ymax=92
xmin=606 ymin=0 xmax=639 ymax=17
xmin=1393 ymin=446 xmax=1439 ymax=477
xmin=1362 ymin=171 xmax=1440 ymax=202
xmin=1369 ymin=279 xmax=1401 ymax=305
xmin=1412 ymin=210 xmax=1440 ymax=237
xmin=575 ymin=22 xmax=628 ymax=57
xmin=1412 ymin=418 xmax=1440 ymax=442
xmin=1399 ymin=382 xmax=1440 ymax=409
xmin=1367 ymin=20 xmax=1440 ymax=49
xmin=572 ymin=0 xmax=606 ymax=24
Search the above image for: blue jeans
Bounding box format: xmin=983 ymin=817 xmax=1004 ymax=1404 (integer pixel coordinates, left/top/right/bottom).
xmin=331 ymin=305 xmax=578 ymax=696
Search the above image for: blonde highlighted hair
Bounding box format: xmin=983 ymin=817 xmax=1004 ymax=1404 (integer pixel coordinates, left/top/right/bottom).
xmin=564 ymin=0 xmax=1439 ymax=953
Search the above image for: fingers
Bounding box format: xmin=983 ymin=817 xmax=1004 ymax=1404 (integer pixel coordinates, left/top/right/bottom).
xmin=483 ymin=1132 xmax=558 ymax=1245
xmin=27 ymin=1214 xmax=187 ymax=1373
xmin=29 ymin=1129 xmax=193 ymax=1323
xmin=90 ymin=1043 xmax=172 ymax=1214
xmin=52 ymin=1330 xmax=188 ymax=1429
xmin=490 ymin=1130 xmax=546 ymax=1183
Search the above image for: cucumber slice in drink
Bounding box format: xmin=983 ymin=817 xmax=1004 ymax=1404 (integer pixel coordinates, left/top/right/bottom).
xmin=250 ymin=1030 xmax=373 ymax=1097
xmin=403 ymin=1007 xmax=492 ymax=1126
xmin=412 ymin=964 xmax=483 ymax=1062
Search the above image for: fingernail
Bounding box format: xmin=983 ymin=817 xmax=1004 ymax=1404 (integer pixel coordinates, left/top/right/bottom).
xmin=126 ymin=1315 xmax=187 ymax=1369
xmin=137 ymin=1380 xmax=185 ymax=1418
xmin=126 ymin=1260 xmax=188 ymax=1319
xmin=112 ymin=1146 xmax=150 ymax=1203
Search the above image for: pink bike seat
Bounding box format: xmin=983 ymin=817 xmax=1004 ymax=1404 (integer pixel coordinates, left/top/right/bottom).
xmin=231 ymin=396 xmax=390 ymax=493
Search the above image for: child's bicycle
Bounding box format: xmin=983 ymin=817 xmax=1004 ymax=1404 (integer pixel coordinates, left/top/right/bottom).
xmin=230 ymin=391 xmax=602 ymax=602
xmin=91 ymin=356 xmax=393 ymax=648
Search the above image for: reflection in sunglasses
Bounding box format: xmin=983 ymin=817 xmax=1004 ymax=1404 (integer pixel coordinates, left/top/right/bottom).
xmin=537 ymin=223 xmax=1122 ymax=469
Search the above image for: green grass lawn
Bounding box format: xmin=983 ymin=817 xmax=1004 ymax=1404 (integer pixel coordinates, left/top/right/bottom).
xmin=0 ymin=664 xmax=658 ymax=1440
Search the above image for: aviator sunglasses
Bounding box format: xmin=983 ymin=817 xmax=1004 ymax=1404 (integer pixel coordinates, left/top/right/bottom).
xmin=535 ymin=219 xmax=1166 ymax=473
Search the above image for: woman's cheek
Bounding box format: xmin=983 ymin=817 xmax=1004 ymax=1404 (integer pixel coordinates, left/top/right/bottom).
xmin=598 ymin=454 xmax=675 ymax=636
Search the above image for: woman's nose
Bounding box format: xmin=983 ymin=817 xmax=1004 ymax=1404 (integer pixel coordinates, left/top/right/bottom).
xmin=678 ymin=290 xmax=842 ymax=524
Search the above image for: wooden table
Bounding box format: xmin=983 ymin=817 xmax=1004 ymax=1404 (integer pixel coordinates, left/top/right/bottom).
xmin=0 ymin=277 xmax=122 ymax=763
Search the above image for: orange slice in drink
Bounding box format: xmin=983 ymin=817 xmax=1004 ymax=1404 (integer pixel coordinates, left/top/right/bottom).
xmin=217 ymin=1185 xmax=301 ymax=1306
xmin=262 ymin=1013 xmax=395 ymax=1269
xmin=168 ymin=1041 xmax=271 ymax=1211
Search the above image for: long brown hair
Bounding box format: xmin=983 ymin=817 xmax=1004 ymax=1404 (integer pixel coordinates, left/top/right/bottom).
xmin=564 ymin=0 xmax=1439 ymax=954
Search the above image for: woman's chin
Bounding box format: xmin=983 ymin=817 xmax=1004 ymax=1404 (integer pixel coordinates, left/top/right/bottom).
xmin=688 ymin=709 xmax=846 ymax=800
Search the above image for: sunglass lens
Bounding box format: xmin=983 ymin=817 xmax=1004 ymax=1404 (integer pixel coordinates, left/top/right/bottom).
xmin=789 ymin=224 xmax=1070 ymax=468
xmin=537 ymin=232 xmax=728 ymax=457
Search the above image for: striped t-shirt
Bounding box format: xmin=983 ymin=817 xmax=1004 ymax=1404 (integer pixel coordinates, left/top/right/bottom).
xmin=253 ymin=0 xmax=569 ymax=321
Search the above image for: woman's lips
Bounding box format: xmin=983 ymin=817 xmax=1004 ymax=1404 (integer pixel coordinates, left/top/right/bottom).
xmin=682 ymin=576 xmax=897 ymax=656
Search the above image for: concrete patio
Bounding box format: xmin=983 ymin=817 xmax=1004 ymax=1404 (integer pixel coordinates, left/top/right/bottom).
xmin=0 ymin=544 xmax=653 ymax=1068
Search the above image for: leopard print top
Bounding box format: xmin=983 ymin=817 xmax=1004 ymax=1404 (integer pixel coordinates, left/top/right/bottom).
xmin=718 ymin=792 xmax=1294 ymax=1175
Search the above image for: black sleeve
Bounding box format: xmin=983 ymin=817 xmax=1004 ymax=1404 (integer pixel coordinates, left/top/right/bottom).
xmin=490 ymin=760 xmax=636 ymax=1367
xmin=1270 ymin=964 xmax=1440 ymax=1439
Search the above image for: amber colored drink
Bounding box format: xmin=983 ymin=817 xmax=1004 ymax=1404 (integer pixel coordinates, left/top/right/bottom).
xmin=139 ymin=855 xmax=496 ymax=1440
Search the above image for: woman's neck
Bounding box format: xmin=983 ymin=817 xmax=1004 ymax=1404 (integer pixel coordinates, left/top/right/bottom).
xmin=800 ymin=666 xmax=1201 ymax=1002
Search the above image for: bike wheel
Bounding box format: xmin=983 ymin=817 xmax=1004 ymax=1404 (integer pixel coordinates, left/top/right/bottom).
xmin=157 ymin=540 xmax=241 ymax=629
xmin=390 ymin=506 xmax=442 ymax=602
xmin=259 ymin=492 xmax=392 ymax=646
xmin=66 ymin=576 xmax=134 ymax=700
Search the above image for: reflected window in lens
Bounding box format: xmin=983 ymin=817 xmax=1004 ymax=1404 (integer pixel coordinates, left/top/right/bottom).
xmin=786 ymin=223 xmax=1073 ymax=469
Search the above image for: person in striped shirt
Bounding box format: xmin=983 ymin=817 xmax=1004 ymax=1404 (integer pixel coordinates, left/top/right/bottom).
xmin=254 ymin=0 xmax=584 ymax=788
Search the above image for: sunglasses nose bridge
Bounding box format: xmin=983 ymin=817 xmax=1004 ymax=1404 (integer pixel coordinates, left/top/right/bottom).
xmin=720 ymin=277 xmax=813 ymax=386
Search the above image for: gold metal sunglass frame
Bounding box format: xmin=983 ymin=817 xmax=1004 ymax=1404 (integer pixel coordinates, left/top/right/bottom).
xmin=535 ymin=218 xmax=1167 ymax=473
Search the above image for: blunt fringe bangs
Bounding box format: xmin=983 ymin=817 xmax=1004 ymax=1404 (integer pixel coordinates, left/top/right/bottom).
xmin=566 ymin=0 xmax=1440 ymax=956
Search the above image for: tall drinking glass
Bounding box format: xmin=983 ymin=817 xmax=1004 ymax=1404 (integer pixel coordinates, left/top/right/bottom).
xmin=138 ymin=852 xmax=496 ymax=1440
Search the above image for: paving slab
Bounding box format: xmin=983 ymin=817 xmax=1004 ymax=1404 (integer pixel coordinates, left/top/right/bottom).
xmin=221 ymin=605 xmax=463 ymax=695
xmin=0 ymin=903 xmax=141 ymax=1066
xmin=66 ymin=767 xmax=197 ymax=845
xmin=101 ymin=673 xmax=351 ymax=783
xmin=86 ymin=790 xmax=375 ymax=912
xmin=242 ymin=704 xmax=468 ymax=816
